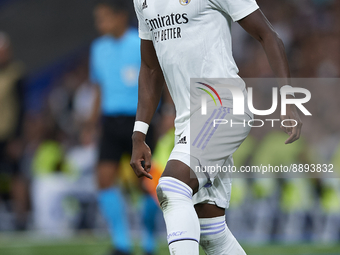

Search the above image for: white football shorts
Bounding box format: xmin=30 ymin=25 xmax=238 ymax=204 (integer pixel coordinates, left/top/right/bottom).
xmin=168 ymin=98 xmax=252 ymax=209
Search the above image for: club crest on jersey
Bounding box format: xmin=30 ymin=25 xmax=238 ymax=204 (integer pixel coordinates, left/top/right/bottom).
xmin=179 ymin=0 xmax=191 ymax=6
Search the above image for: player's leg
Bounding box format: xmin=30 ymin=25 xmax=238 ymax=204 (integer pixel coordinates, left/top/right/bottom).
xmin=196 ymin=203 xmax=246 ymax=255
xmin=193 ymin=155 xmax=248 ymax=255
xmin=190 ymin=98 xmax=251 ymax=254
xmin=97 ymin=117 xmax=132 ymax=255
xmin=141 ymin=192 xmax=159 ymax=255
xmin=123 ymin=117 xmax=158 ymax=255
xmin=156 ymin=159 xmax=200 ymax=255
xmin=97 ymin=161 xmax=132 ymax=255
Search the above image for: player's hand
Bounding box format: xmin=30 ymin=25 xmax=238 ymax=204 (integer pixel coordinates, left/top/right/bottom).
xmin=130 ymin=132 xmax=153 ymax=179
xmin=280 ymin=98 xmax=302 ymax=144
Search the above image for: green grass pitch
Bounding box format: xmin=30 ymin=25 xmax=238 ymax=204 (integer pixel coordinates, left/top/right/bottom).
xmin=0 ymin=235 xmax=339 ymax=255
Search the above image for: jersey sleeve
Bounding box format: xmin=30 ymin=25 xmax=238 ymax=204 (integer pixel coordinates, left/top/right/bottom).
xmin=133 ymin=0 xmax=152 ymax=40
xmin=209 ymin=0 xmax=259 ymax=22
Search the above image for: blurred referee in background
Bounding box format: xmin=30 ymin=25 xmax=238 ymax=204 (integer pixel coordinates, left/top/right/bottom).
xmin=89 ymin=1 xmax=155 ymax=255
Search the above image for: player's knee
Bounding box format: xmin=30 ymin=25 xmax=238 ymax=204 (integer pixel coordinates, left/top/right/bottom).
xmin=156 ymin=177 xmax=193 ymax=211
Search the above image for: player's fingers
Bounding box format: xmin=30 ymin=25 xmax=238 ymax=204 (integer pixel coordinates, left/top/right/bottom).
xmin=138 ymin=166 xmax=153 ymax=179
xmin=142 ymin=171 xmax=153 ymax=179
xmin=280 ymin=124 xmax=287 ymax=133
xmin=139 ymin=160 xmax=152 ymax=179
xmin=130 ymin=160 xmax=153 ymax=179
xmin=293 ymin=122 xmax=302 ymax=143
xmin=285 ymin=125 xmax=299 ymax=144
xmin=280 ymin=117 xmax=292 ymax=135
xmin=296 ymin=122 xmax=302 ymax=140
xmin=285 ymin=133 xmax=295 ymax=144
xmin=281 ymin=123 xmax=292 ymax=135
xmin=287 ymin=119 xmax=303 ymax=144
xmin=144 ymin=150 xmax=152 ymax=172
xmin=286 ymin=123 xmax=293 ymax=135
xmin=130 ymin=158 xmax=145 ymax=175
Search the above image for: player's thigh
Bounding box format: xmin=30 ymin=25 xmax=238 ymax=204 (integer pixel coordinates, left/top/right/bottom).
xmin=192 ymin=156 xmax=233 ymax=210
xmin=194 ymin=203 xmax=225 ymax=218
xmin=162 ymin=159 xmax=199 ymax=194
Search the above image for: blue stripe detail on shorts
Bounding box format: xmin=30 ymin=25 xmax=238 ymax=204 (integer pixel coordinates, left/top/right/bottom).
xmin=196 ymin=108 xmax=223 ymax=148
xmin=201 ymin=108 xmax=228 ymax=150
xmin=192 ymin=109 xmax=218 ymax=147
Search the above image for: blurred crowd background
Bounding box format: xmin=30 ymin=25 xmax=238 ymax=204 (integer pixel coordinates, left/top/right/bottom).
xmin=0 ymin=0 xmax=339 ymax=248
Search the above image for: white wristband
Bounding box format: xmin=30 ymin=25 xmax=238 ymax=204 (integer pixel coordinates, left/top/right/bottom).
xmin=280 ymin=85 xmax=295 ymax=97
xmin=133 ymin=121 xmax=149 ymax=135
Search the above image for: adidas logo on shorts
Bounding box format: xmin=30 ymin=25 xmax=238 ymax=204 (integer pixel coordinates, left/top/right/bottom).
xmin=142 ymin=0 xmax=148 ymax=9
xmin=177 ymin=136 xmax=187 ymax=144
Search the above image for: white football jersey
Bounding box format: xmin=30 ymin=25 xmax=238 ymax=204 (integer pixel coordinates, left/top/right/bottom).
xmin=134 ymin=0 xmax=259 ymax=135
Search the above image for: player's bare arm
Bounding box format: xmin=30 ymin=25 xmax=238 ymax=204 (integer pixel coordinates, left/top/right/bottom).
xmin=130 ymin=39 xmax=165 ymax=179
xmin=238 ymin=9 xmax=302 ymax=144
xmin=88 ymin=84 xmax=101 ymax=126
